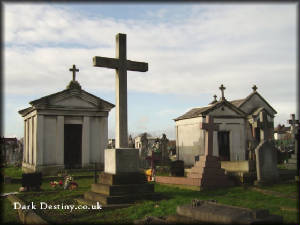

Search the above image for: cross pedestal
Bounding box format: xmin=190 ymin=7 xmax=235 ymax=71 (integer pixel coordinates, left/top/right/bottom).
xmin=187 ymin=115 xmax=234 ymax=188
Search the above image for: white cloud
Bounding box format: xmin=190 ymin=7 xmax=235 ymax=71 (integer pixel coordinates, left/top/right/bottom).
xmin=3 ymin=3 xmax=297 ymax=137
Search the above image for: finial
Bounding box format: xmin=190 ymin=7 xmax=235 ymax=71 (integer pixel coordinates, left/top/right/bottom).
xmin=252 ymin=85 xmax=257 ymax=92
xmin=219 ymin=84 xmax=226 ymax=100
xmin=209 ymin=94 xmax=218 ymax=104
xmin=213 ymin=94 xmax=217 ymax=101
xmin=69 ymin=64 xmax=79 ymax=81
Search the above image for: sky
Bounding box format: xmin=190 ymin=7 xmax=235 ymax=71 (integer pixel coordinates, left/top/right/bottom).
xmin=3 ymin=3 xmax=298 ymax=140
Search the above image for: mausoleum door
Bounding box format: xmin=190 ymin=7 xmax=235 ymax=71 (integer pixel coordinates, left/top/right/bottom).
xmin=255 ymin=128 xmax=260 ymax=143
xmin=218 ymin=131 xmax=230 ymax=161
xmin=64 ymin=124 xmax=82 ymax=169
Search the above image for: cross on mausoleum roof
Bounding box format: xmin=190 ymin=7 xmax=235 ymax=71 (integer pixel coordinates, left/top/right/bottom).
xmin=93 ymin=33 xmax=148 ymax=148
xmin=219 ymin=84 xmax=226 ymax=100
xmin=252 ymin=85 xmax=258 ymax=92
xmin=69 ymin=64 xmax=79 ymax=81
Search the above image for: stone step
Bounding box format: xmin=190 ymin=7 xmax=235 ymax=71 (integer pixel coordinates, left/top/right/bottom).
xmin=84 ymin=191 xmax=159 ymax=205
xmin=190 ymin=166 xmax=225 ymax=175
xmin=290 ymin=154 xmax=297 ymax=159
xmin=187 ymin=169 xmax=226 ymax=179
xmin=287 ymin=158 xmax=297 ymax=164
xmin=193 ymin=161 xmax=221 ymax=169
xmin=99 ymin=172 xmax=147 ymax=185
xmin=91 ymin=183 xmax=154 ymax=196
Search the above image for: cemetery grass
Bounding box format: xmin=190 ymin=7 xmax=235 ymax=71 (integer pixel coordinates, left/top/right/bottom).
xmin=2 ymin=166 xmax=23 ymax=178
xmin=3 ymin=178 xmax=299 ymax=224
xmin=0 ymin=197 xmax=20 ymax=224
xmin=2 ymin=166 xmax=96 ymax=178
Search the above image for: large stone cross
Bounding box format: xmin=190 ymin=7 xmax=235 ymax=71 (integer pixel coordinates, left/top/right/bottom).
xmin=253 ymin=111 xmax=273 ymax=141
xmin=69 ymin=64 xmax=79 ymax=81
xmin=93 ymin=33 xmax=148 ymax=148
xmin=200 ymin=115 xmax=219 ymax=156
xmin=288 ymin=114 xmax=299 ymax=139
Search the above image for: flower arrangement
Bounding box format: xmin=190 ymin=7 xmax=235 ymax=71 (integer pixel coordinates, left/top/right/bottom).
xmin=63 ymin=175 xmax=78 ymax=190
xmin=50 ymin=180 xmax=63 ymax=188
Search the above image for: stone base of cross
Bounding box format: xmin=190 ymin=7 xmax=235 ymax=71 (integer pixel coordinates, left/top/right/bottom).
xmin=187 ymin=115 xmax=234 ymax=188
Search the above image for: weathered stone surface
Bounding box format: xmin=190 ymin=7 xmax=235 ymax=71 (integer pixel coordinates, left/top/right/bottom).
xmin=99 ymin=172 xmax=147 ymax=185
xmin=155 ymin=176 xmax=201 ymax=186
xmin=255 ymin=140 xmax=279 ymax=184
xmin=104 ymin=148 xmax=139 ymax=174
xmin=91 ymin=183 xmax=154 ymax=196
xmin=93 ymin=33 xmax=148 ymax=148
xmin=177 ymin=201 xmax=283 ymax=224
xmin=84 ymin=190 xmax=159 ymax=205
xmin=187 ymin=155 xmax=234 ymax=188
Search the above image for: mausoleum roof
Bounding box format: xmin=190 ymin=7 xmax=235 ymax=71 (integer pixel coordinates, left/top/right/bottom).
xmin=19 ymin=80 xmax=115 ymax=117
xmin=174 ymin=99 xmax=246 ymax=121
xmin=174 ymin=89 xmax=277 ymax=122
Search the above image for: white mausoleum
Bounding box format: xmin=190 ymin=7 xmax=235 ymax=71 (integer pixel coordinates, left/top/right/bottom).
xmin=174 ymin=85 xmax=277 ymax=166
xmin=19 ymin=67 xmax=114 ymax=175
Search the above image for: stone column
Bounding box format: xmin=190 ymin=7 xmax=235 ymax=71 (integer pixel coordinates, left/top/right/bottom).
xmin=28 ymin=117 xmax=33 ymax=164
xmin=56 ymin=116 xmax=64 ymax=165
xmin=33 ymin=116 xmax=37 ymax=165
xmin=23 ymin=119 xmax=27 ymax=163
xmin=36 ymin=115 xmax=44 ymax=166
xmin=82 ymin=116 xmax=90 ymax=167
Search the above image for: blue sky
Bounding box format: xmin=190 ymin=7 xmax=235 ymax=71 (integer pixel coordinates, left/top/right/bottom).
xmin=3 ymin=3 xmax=298 ymax=139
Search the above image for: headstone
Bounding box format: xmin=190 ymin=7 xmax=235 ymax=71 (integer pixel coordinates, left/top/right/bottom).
xmin=286 ymin=125 xmax=299 ymax=171
xmin=140 ymin=133 xmax=149 ymax=168
xmin=187 ymin=115 xmax=234 ymax=188
xmin=21 ymin=172 xmax=42 ymax=191
xmin=160 ymin=133 xmax=169 ymax=162
xmin=254 ymin=111 xmax=279 ymax=184
xmin=128 ymin=135 xmax=135 ymax=148
xmin=255 ymin=141 xmax=279 ymax=184
xmin=288 ymin=114 xmax=299 ymax=140
xmin=170 ymin=160 xmax=184 ymax=177
xmin=176 ymin=200 xmax=283 ymax=224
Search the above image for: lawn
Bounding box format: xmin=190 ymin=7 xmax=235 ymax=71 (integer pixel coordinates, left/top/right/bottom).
xmin=2 ymin=177 xmax=299 ymax=224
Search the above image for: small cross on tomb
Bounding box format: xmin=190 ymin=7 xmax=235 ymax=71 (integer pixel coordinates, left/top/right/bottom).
xmin=213 ymin=94 xmax=217 ymax=101
xmin=200 ymin=115 xmax=219 ymax=156
xmin=288 ymin=114 xmax=299 ymax=139
xmin=93 ymin=33 xmax=148 ymax=148
xmin=253 ymin=111 xmax=273 ymax=141
xmin=69 ymin=64 xmax=79 ymax=81
xmin=252 ymin=85 xmax=258 ymax=92
xmin=219 ymin=84 xmax=226 ymax=100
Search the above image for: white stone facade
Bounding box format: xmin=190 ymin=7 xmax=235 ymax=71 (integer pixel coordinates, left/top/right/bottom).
xmin=175 ymin=89 xmax=277 ymax=166
xmin=19 ymin=81 xmax=114 ymax=175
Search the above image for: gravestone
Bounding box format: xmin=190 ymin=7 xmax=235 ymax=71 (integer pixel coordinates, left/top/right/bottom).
xmin=286 ymin=114 xmax=299 ymax=171
xmin=128 ymin=135 xmax=135 ymax=148
xmin=255 ymin=111 xmax=279 ymax=185
xmin=21 ymin=172 xmax=42 ymax=191
xmin=140 ymin=133 xmax=149 ymax=168
xmin=170 ymin=160 xmax=184 ymax=177
xmin=83 ymin=33 xmax=156 ymax=207
xmin=160 ymin=133 xmax=169 ymax=162
xmin=175 ymin=200 xmax=283 ymax=224
xmin=187 ymin=115 xmax=234 ymax=188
